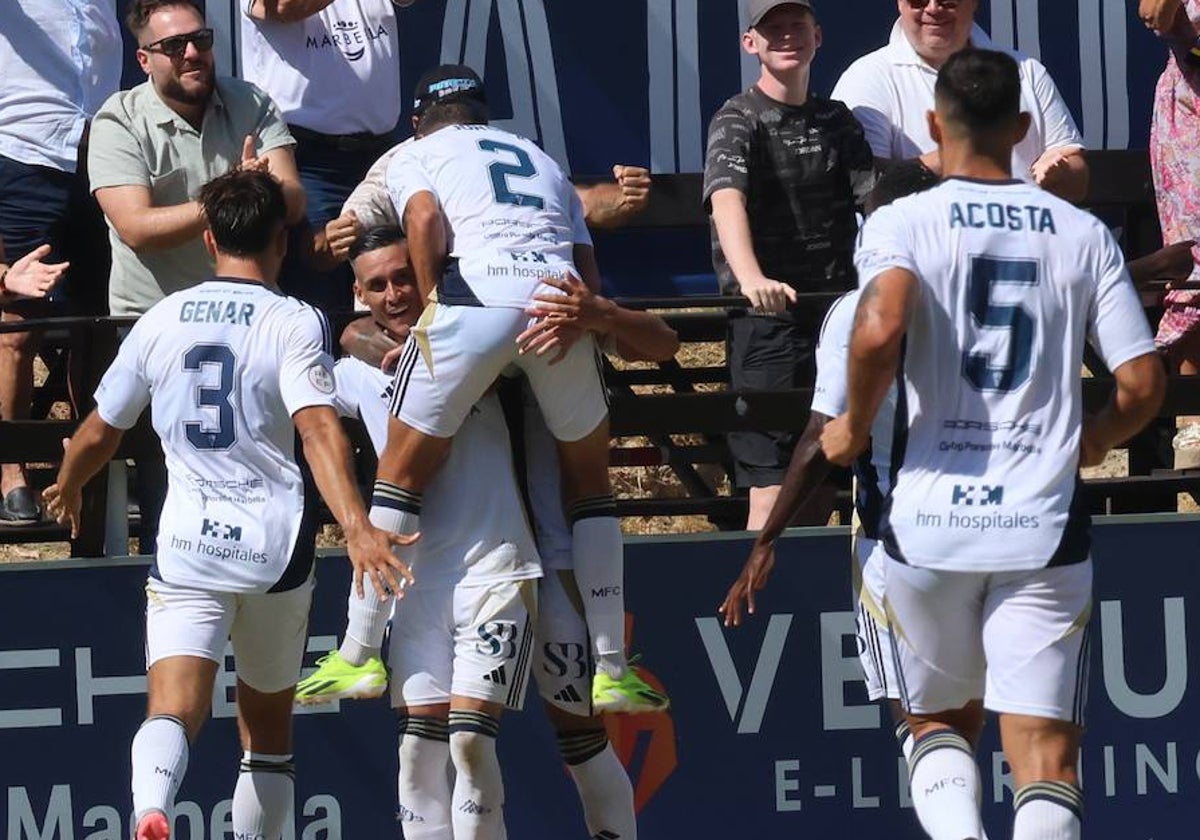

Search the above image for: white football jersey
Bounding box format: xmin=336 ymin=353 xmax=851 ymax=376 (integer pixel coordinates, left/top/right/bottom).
xmin=95 ymin=279 xmax=338 ymax=593
xmin=811 ymin=290 xmax=898 ymax=540
xmin=855 ymin=178 xmax=1155 ymax=572
xmin=334 ymin=354 xmax=542 ymax=588
xmin=385 ymin=124 xmax=592 ymax=308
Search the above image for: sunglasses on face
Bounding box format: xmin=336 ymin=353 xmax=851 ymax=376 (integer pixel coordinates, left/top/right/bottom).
xmin=904 ymin=0 xmax=961 ymax=9
xmin=140 ymin=28 xmax=214 ymax=58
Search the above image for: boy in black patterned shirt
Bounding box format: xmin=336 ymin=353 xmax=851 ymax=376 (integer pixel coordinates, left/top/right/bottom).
xmin=703 ymin=0 xmax=875 ymax=529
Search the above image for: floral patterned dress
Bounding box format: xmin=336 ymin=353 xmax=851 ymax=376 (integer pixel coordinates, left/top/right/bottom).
xmin=1151 ymin=0 xmax=1200 ymax=349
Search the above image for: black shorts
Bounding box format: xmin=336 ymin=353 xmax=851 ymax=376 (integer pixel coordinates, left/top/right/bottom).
xmin=726 ymin=310 xmax=817 ymax=488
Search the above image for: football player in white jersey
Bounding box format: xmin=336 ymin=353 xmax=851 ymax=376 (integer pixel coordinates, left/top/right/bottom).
xmin=721 ymin=161 xmax=941 ymax=767
xmin=310 ymin=226 xmax=675 ymax=838
xmin=301 ymin=65 xmax=667 ymax=715
xmin=43 ymin=170 xmax=415 ymax=840
xmin=822 ymin=49 xmax=1165 ymax=840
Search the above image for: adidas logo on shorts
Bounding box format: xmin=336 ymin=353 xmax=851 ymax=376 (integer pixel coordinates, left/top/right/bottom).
xmin=553 ymin=685 xmax=584 ymax=704
xmin=483 ymin=666 xmax=508 ymax=686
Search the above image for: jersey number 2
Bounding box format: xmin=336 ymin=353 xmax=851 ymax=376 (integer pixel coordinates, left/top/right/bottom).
xmin=962 ymin=256 xmax=1038 ymax=393
xmin=478 ymin=139 xmax=545 ymax=209
xmin=183 ymin=343 xmax=237 ymax=451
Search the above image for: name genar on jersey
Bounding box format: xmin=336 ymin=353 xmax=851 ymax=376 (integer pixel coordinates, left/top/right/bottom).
xmin=854 ymin=178 xmax=1155 ymax=572
xmin=94 ymin=279 xmax=337 ymax=593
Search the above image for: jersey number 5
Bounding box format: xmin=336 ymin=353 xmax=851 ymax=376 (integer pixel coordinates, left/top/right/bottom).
xmin=478 ymin=139 xmax=545 ymax=209
xmin=962 ymin=256 xmax=1038 ymax=393
xmin=183 ymin=343 xmax=237 ymax=451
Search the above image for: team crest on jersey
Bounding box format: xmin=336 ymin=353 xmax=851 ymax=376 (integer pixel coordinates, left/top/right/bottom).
xmin=308 ymin=364 xmax=335 ymax=395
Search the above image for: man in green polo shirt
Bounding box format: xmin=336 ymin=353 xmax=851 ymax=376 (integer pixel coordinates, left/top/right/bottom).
xmin=89 ymin=0 xmax=306 ymax=317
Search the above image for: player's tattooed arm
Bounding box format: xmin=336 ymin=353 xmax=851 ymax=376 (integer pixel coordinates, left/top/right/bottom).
xmin=823 ymin=269 xmax=917 ymax=466
xmin=44 ymin=411 xmax=126 ymax=538
xmin=721 ymin=410 xmax=833 ymax=627
xmin=575 ymin=165 xmax=652 ymax=229
xmin=340 ymin=315 xmax=406 ymax=372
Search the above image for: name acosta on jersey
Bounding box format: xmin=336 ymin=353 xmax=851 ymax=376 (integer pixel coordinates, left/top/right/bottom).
xmin=950 ymin=202 xmax=1057 ymax=234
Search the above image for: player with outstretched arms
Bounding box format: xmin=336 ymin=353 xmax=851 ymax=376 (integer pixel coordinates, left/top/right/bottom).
xmin=722 ymin=160 xmax=940 ymax=772
xmin=43 ymin=169 xmax=413 ymax=840
xmin=821 ymin=49 xmax=1165 ymax=840
xmin=298 ymin=65 xmax=668 ymax=714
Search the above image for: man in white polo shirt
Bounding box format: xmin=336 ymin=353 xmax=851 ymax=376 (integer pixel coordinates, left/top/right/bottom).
xmin=240 ymin=0 xmax=407 ymax=311
xmin=831 ymin=0 xmax=1088 ymax=201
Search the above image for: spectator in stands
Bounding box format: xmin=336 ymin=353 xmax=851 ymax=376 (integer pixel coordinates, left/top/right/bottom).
xmin=0 ymin=0 xmax=121 ymax=524
xmin=89 ymin=0 xmax=306 ymax=319
xmin=831 ymin=0 xmax=1088 ymax=201
xmin=240 ymin=0 xmax=408 ymax=312
xmin=1142 ymin=0 xmax=1200 ymax=455
xmin=88 ymin=0 xmax=305 ymax=550
xmin=703 ymin=0 xmax=875 ymax=530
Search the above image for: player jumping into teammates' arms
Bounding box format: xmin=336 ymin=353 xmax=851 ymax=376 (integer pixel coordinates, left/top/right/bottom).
xmin=308 ymin=226 xmax=676 ymax=837
xmin=298 ymin=65 xmax=668 ymax=714
xmin=44 ymin=170 xmax=414 ymax=840
xmin=821 ymin=49 xmax=1165 ymax=840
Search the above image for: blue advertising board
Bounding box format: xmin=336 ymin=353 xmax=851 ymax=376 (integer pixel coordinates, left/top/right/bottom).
xmin=3 ymin=515 xmax=1199 ymax=838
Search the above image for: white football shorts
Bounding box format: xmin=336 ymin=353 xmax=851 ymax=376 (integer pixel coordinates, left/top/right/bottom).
xmin=884 ymin=558 xmax=1092 ymax=724
xmin=388 ymin=578 xmax=537 ymax=710
xmin=144 ymin=575 xmax=313 ymax=694
xmin=853 ymin=535 xmax=899 ymax=702
xmin=390 ymin=302 xmax=608 ymax=442
xmin=533 ymin=569 xmax=593 ymax=716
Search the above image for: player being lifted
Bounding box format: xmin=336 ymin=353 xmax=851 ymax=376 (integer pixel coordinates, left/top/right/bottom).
xmin=43 ymin=169 xmax=413 ymax=840
xmin=298 ymin=65 xmax=668 ymax=713
xmin=822 ymin=49 xmax=1164 ymax=840
xmin=311 ymin=226 xmax=677 ymax=837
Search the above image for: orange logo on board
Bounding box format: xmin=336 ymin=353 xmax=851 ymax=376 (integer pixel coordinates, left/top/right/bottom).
xmin=603 ymin=614 xmax=677 ymax=812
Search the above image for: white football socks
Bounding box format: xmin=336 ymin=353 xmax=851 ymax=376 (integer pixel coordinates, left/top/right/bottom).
xmin=559 ymin=730 xmax=637 ymax=839
xmin=908 ymin=729 xmax=985 ymax=840
xmin=131 ymin=715 xmax=189 ymax=822
xmin=341 ymin=482 xmax=421 ymax=666
xmin=231 ymin=752 xmax=294 ymax=839
xmin=568 ymin=501 xmax=627 ymax=678
xmin=448 ymin=710 xmax=505 ymax=840
xmin=1012 ymin=781 xmax=1083 ymax=840
xmin=397 ymin=716 xmax=452 ymax=839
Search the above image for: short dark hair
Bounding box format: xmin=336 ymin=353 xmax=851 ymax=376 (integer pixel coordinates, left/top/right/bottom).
xmin=199 ymin=169 xmax=287 ymax=257
xmin=866 ymin=160 xmax=940 ymax=214
xmin=349 ymin=225 xmax=406 ymax=262
xmin=415 ymin=100 xmax=489 ymax=138
xmin=126 ymin=0 xmax=202 ymax=37
xmin=934 ymin=48 xmax=1022 ymax=134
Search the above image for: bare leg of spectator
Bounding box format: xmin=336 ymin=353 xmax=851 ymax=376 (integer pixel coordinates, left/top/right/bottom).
xmin=0 ymin=310 xmax=41 ymax=522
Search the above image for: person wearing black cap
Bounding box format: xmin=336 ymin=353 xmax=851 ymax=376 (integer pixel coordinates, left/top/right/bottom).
xmin=299 ymin=59 xmax=665 ymax=837
xmin=703 ymin=0 xmax=875 ymax=531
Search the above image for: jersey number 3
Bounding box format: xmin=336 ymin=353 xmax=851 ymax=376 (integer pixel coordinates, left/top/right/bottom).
xmin=962 ymin=256 xmax=1038 ymax=393
xmin=478 ymin=139 xmax=544 ymax=209
xmin=183 ymin=343 xmax=237 ymax=451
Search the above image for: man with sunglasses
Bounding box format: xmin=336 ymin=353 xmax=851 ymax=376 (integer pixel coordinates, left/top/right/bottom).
xmin=832 ymin=0 xmax=1089 ymax=201
xmin=89 ymin=0 xmax=307 ymax=319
